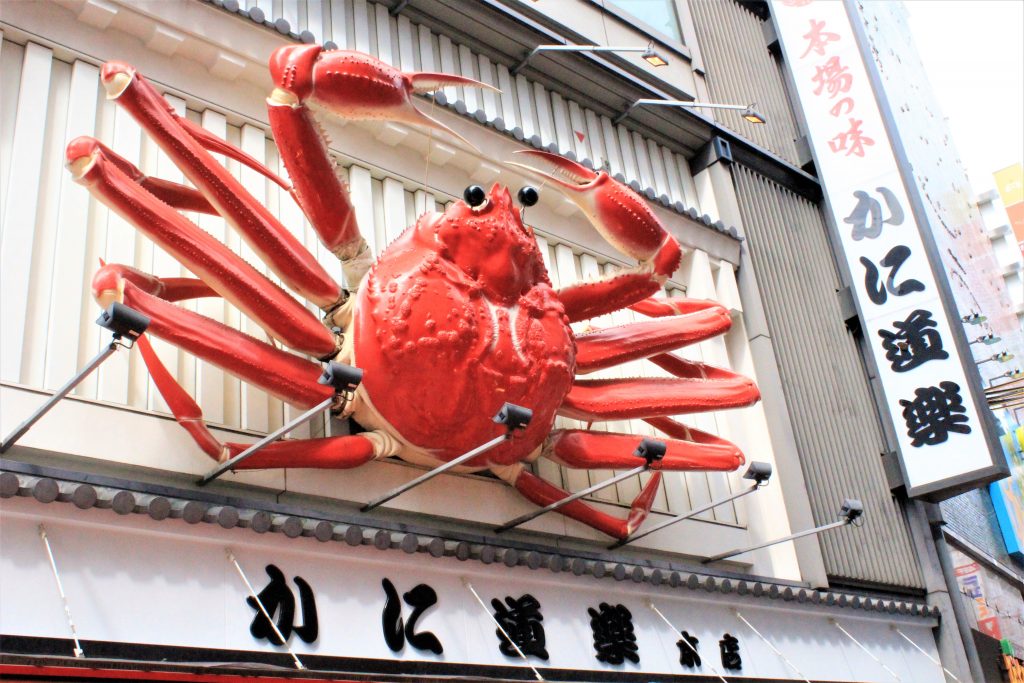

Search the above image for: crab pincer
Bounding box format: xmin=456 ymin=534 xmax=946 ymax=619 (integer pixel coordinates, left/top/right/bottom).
xmin=507 ymin=149 xmax=682 ymax=321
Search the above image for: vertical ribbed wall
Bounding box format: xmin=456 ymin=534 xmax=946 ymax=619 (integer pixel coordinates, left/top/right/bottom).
xmin=689 ymin=0 xmax=801 ymax=165
xmin=732 ymin=165 xmax=923 ymax=589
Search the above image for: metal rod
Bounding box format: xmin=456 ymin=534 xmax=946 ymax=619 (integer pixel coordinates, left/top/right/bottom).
xmin=495 ymin=464 xmax=648 ymax=533
xmin=463 ymin=579 xmax=545 ymax=682
xmin=892 ymin=626 xmax=959 ymax=681
xmin=610 ymin=483 xmax=758 ymax=549
xmin=38 ymin=525 xmax=84 ymax=658
xmin=512 ymin=44 xmax=651 ymax=74
xmin=734 ymin=610 xmax=810 ymax=682
xmin=1 ymin=343 xmax=118 ymax=453
xmin=633 ymin=99 xmax=749 ymax=111
xmin=703 ymin=518 xmax=851 ymax=563
xmin=646 ymin=601 xmax=728 ymax=683
xmin=831 ymin=619 xmax=900 ymax=682
xmin=226 ymin=549 xmax=305 ymax=670
xmin=362 ymin=433 xmax=508 ymax=512
xmin=197 ymin=396 xmax=334 ymax=485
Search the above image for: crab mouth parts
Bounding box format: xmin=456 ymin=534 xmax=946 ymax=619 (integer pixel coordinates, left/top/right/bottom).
xmin=471 ymin=199 xmax=492 ymax=214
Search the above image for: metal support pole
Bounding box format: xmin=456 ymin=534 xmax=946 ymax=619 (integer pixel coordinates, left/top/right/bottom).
xmin=646 ymin=601 xmax=728 ymax=683
xmin=463 ymin=579 xmax=545 ymax=681
xmin=38 ymin=525 xmax=84 ymax=658
xmin=609 ymin=483 xmax=759 ymax=549
xmin=1 ymin=343 xmax=117 ymax=453
xmin=362 ymin=433 xmax=508 ymax=512
xmin=226 ymin=549 xmax=304 ymax=670
xmin=703 ymin=518 xmax=851 ymax=564
xmin=831 ymin=619 xmax=901 ymax=682
xmin=734 ymin=610 xmax=810 ymax=682
xmin=494 ymin=464 xmax=648 ymax=533
xmin=197 ymin=396 xmax=334 ymax=486
xmin=892 ymin=626 xmax=959 ymax=681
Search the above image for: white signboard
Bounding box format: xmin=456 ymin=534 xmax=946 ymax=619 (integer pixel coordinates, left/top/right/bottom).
xmin=770 ymin=0 xmax=1003 ymax=498
xmin=0 ymin=501 xmax=945 ymax=682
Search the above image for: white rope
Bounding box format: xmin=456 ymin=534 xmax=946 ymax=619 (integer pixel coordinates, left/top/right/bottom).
xmin=892 ymin=626 xmax=960 ymax=681
xmin=225 ymin=549 xmax=305 ymax=670
xmin=462 ymin=578 xmax=545 ymax=682
xmin=38 ymin=525 xmax=84 ymax=658
xmin=646 ymin=601 xmax=729 ymax=683
xmin=733 ymin=610 xmax=810 ymax=682
xmin=832 ymin=619 xmax=900 ymax=682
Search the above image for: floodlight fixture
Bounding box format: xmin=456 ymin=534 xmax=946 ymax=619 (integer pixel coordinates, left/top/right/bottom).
xmin=0 ymin=303 xmax=149 ymax=453
xmin=970 ymin=333 xmax=1001 ymax=346
xmin=319 ymin=361 xmax=363 ymax=395
xmin=610 ymin=460 xmax=772 ymax=549
xmin=614 ymin=98 xmax=767 ymax=125
xmin=988 ymin=369 xmax=1024 ymax=388
xmin=962 ymin=312 xmax=987 ymax=325
xmin=493 ymin=402 xmax=533 ymax=431
xmin=703 ymin=497 xmax=863 ymax=563
xmin=495 ymin=437 xmax=666 ymax=534
xmin=512 ymin=42 xmax=669 ymax=75
xmin=978 ymin=351 xmax=1015 ymax=366
xmin=96 ymin=302 xmax=150 ymax=340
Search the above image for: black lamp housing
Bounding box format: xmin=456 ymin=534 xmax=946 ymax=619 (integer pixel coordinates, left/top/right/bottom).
xmin=493 ymin=403 xmax=533 ymax=431
xmin=840 ymin=498 xmax=864 ymax=522
xmin=635 ymin=438 xmax=667 ymax=464
xmin=742 ymin=461 xmax=773 ymax=485
xmin=319 ymin=362 xmax=363 ymax=394
xmin=96 ymin=302 xmax=150 ymax=340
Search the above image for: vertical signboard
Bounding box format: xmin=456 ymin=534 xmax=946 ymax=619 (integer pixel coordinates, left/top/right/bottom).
xmin=994 ymin=163 xmax=1024 ymax=259
xmin=770 ymin=0 xmax=1005 ymax=498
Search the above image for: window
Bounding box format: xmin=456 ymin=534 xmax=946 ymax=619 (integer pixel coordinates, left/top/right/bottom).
xmin=606 ymin=0 xmax=683 ymax=43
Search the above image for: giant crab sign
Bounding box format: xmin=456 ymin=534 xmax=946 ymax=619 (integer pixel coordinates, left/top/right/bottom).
xmin=64 ymin=45 xmax=760 ymax=539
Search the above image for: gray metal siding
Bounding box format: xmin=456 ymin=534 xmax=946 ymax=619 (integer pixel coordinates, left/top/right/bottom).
xmin=688 ymin=0 xmax=802 ymax=165
xmin=732 ymin=165 xmax=923 ymax=589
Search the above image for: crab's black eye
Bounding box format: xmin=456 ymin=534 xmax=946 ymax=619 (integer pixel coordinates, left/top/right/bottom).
xmin=463 ymin=185 xmax=486 ymax=207
xmin=518 ymin=186 xmax=539 ymax=207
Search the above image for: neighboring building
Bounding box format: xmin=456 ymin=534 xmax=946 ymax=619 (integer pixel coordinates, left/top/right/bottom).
xmin=978 ymin=169 xmax=1024 ymax=336
xmin=0 ymin=0 xmax=984 ymax=681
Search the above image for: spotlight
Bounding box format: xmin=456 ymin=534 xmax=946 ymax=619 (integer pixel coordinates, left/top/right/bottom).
xmin=635 ymin=438 xmax=667 ymax=464
xmin=96 ymin=302 xmax=150 ymax=340
xmin=642 ymin=44 xmax=669 ymax=67
xmin=962 ymin=312 xmax=987 ymax=325
xmin=742 ymin=106 xmax=767 ymax=125
xmin=971 ymin=333 xmax=1002 ymax=346
xmin=742 ymin=461 xmax=773 ymax=485
xmin=493 ymin=403 xmax=533 ymax=431
xmin=318 ymin=362 xmax=363 ymax=394
xmin=840 ymin=498 xmax=864 ymax=523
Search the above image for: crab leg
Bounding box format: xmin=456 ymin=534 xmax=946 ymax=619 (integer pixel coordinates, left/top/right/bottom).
xmin=629 ymin=295 xmax=725 ymax=318
xmin=137 ymin=324 xmax=379 ymax=469
xmin=69 ymin=137 xmax=337 ymax=359
xmin=96 ymin=268 xmax=333 ymax=408
xmin=544 ymin=428 xmax=744 ymax=472
xmin=266 ymin=46 xmax=495 ymax=285
xmin=98 ymin=61 xmax=343 ymax=309
xmin=575 ymin=303 xmax=731 ymax=373
xmin=559 ymin=374 xmax=760 ymax=422
xmin=508 ymin=150 xmax=682 ymax=322
xmin=499 ymin=466 xmax=662 ymax=540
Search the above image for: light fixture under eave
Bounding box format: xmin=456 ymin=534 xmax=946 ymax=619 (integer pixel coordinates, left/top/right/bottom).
xmin=512 ymin=42 xmax=669 ymax=75
xmin=962 ymin=312 xmax=988 ymax=325
xmin=613 ymin=98 xmax=768 ymax=125
xmin=971 ymin=333 xmax=1002 ymax=346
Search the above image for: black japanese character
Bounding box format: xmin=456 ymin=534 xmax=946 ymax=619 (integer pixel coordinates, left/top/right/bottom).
xmin=677 ymin=630 xmax=700 ymax=668
xmin=877 ymin=309 xmax=949 ymax=372
xmin=588 ymin=602 xmax=639 ymax=665
xmin=899 ymin=381 xmax=971 ymax=447
xmin=720 ymin=633 xmax=742 ymax=670
xmin=246 ymin=564 xmax=318 ymax=645
xmin=381 ymin=579 xmax=443 ymax=655
xmin=844 ymin=187 xmax=904 ymax=240
xmin=491 ymin=594 xmax=548 ymax=660
xmin=860 ymin=245 xmax=925 ymax=305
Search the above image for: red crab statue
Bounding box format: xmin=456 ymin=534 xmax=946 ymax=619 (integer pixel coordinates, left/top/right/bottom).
xmin=65 ymin=45 xmax=759 ymax=539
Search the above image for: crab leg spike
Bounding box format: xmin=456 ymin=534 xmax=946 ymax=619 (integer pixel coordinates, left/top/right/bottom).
xmin=575 ymin=304 xmax=731 ymax=374
xmin=104 ymin=276 xmax=334 ymax=408
xmin=545 ymin=429 xmax=744 ymax=472
xmin=509 ymin=149 xmax=683 ymax=322
xmin=173 ymin=115 xmax=291 ymax=191
xmin=506 ymin=468 xmax=662 ymax=540
xmin=408 ymin=72 xmax=500 ymax=94
xmin=70 ymin=139 xmax=337 ymax=359
xmin=98 ymin=61 xmax=343 ymax=309
xmin=560 ymin=375 xmax=760 ymax=422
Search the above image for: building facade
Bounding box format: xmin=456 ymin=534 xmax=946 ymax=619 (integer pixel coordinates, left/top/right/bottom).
xmin=0 ymin=0 xmax=990 ymax=680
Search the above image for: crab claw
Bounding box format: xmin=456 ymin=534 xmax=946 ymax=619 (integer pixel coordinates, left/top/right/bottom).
xmin=508 ymin=150 xmax=681 ymax=278
xmin=269 ymin=45 xmax=497 ymax=151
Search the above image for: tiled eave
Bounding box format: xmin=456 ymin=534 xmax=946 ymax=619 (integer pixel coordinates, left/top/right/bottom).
xmin=1 ymin=459 xmax=936 ymax=623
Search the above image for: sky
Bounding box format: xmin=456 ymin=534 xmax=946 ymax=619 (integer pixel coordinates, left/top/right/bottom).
xmin=904 ymin=0 xmax=1024 ymax=194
